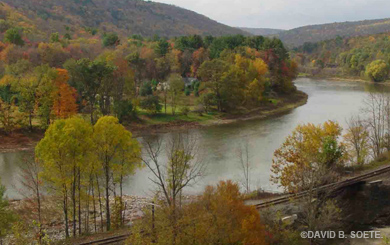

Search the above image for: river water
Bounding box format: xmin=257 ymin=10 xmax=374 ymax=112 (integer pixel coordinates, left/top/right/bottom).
xmin=1 ymin=78 xmax=389 ymax=199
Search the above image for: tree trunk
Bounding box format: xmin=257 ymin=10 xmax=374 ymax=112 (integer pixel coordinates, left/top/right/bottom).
xmin=105 ymin=162 xmax=111 ymax=231
xmin=90 ymin=98 xmax=95 ymax=124
xmin=96 ymin=174 xmax=104 ymax=232
xmin=36 ymin=173 xmax=42 ymax=243
xmin=72 ymin=165 xmax=76 ymax=237
xmin=78 ymin=169 xmax=82 ymax=235
xmin=63 ymin=188 xmax=69 ymax=238
xmin=164 ymin=92 xmax=167 ymax=114
xmin=92 ymin=177 xmax=97 ymax=233
xmin=152 ymin=202 xmax=156 ymax=243
xmin=90 ymin=110 xmax=94 ymax=124
xmin=29 ymin=113 xmax=33 ymax=131
xmin=85 ymin=183 xmax=90 ymax=234
xmin=120 ymin=175 xmax=124 ymax=226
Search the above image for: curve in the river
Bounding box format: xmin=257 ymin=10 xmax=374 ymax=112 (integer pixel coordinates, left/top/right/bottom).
xmin=1 ymin=78 xmax=389 ymax=199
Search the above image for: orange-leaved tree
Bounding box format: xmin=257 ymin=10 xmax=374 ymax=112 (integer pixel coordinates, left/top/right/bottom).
xmin=127 ymin=180 xmax=267 ymax=245
xmin=52 ymin=69 xmax=78 ymax=119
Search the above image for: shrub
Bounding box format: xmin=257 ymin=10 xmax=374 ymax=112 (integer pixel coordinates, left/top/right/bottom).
xmin=4 ymin=28 xmax=24 ymax=46
xmin=181 ymin=106 xmax=190 ymax=116
xmin=140 ymin=96 xmax=162 ymax=114
xmin=114 ymin=99 xmax=134 ymax=123
xmin=140 ymin=81 xmax=153 ymax=96
xmin=103 ymin=33 xmax=120 ymax=47
xmin=184 ymin=86 xmax=191 ymax=96
xmin=198 ymin=93 xmax=215 ymax=113
xmin=365 ymin=60 xmax=389 ymax=82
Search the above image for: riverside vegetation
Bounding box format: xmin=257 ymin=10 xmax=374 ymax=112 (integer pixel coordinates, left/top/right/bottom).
xmin=1 ymin=89 xmax=390 ymax=244
xmin=0 ymin=20 xmax=300 ymax=135
xmin=0 ymin=2 xmax=304 ymax=243
xmin=0 ymin=0 xmax=299 ymax=135
xmin=293 ymin=33 xmax=390 ymax=82
xmin=3 ymin=1 xmax=390 ymax=244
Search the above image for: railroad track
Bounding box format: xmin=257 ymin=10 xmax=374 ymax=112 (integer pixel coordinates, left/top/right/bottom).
xmin=255 ymin=165 xmax=390 ymax=209
xmin=79 ymin=234 xmax=129 ymax=245
xmin=78 ymin=165 xmax=390 ymax=244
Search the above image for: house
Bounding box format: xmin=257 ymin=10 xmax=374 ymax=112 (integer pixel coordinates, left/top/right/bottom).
xmin=183 ymin=77 xmax=198 ymax=88
xmin=157 ymin=82 xmax=169 ymax=91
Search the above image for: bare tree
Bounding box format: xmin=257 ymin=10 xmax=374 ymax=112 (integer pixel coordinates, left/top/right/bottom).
xmin=363 ymin=92 xmax=387 ymax=158
xmin=142 ymin=133 xmax=206 ymax=245
xmin=236 ymin=140 xmax=252 ymax=194
xmin=384 ymin=92 xmax=390 ymax=151
xmin=141 ymin=133 xmax=206 ymax=208
xmin=295 ymin=161 xmax=342 ymax=244
xmin=19 ymin=154 xmax=44 ymax=243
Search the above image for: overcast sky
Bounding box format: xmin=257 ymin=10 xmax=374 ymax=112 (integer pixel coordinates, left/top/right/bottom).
xmin=155 ymin=0 xmax=390 ymax=30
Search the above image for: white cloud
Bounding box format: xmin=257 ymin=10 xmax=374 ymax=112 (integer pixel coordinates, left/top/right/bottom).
xmin=154 ymin=0 xmax=390 ymax=29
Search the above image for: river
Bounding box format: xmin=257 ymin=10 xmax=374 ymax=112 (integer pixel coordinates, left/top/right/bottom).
xmin=1 ymin=78 xmax=389 ymax=199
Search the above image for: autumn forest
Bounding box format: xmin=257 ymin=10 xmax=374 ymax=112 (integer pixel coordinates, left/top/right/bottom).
xmin=1 ymin=0 xmax=390 ymax=244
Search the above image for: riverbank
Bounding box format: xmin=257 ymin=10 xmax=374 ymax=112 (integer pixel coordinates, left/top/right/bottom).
xmin=0 ymin=90 xmax=308 ymax=152
xmin=0 ymin=130 xmax=43 ymax=153
xmin=298 ymin=73 xmax=390 ymax=84
xmin=128 ymin=90 xmax=308 ymax=137
xmin=5 ymin=194 xmax=199 ymax=244
xmin=5 ymin=195 xmax=153 ymax=243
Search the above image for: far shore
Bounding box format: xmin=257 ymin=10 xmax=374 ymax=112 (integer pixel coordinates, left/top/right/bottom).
xmin=0 ymin=90 xmax=308 ymax=153
xmin=298 ymin=74 xmax=390 ymax=85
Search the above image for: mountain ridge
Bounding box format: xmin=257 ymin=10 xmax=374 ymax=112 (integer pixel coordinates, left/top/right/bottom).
xmin=274 ymin=17 xmax=390 ymax=47
xmin=239 ymin=27 xmax=284 ymax=36
xmin=0 ymin=0 xmax=248 ymax=39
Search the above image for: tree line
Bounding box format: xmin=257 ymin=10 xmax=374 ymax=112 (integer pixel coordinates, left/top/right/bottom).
xmin=293 ymin=33 xmax=390 ymax=82
xmin=0 ymin=25 xmax=298 ymax=133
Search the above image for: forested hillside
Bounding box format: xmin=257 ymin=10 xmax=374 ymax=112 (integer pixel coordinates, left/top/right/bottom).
xmin=0 ymin=0 xmax=246 ymax=40
xmin=0 ymin=4 xmax=301 ymax=240
xmin=292 ymin=33 xmax=390 ymax=81
xmin=239 ymin=27 xmax=284 ymax=36
xmin=0 ymin=4 xmax=299 ymax=132
xmin=277 ymin=18 xmax=390 ymax=47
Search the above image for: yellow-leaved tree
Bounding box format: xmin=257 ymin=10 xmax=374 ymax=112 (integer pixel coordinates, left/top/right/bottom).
xmin=36 ymin=117 xmax=93 ymax=238
xmin=270 ymin=121 xmax=345 ymax=240
xmin=343 ymin=116 xmax=370 ymax=166
xmin=36 ymin=116 xmax=142 ymax=237
xmin=271 ymin=120 xmax=345 ymax=193
xmin=93 ymin=116 xmax=142 ymax=231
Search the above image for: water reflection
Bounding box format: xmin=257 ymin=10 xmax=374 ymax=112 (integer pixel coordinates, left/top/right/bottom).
xmin=2 ymin=78 xmax=390 ymax=199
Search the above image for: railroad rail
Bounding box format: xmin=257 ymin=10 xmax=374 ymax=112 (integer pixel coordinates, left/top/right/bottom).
xmin=79 ymin=234 xmax=129 ymax=245
xmin=77 ymin=165 xmax=390 ymax=244
xmin=255 ymin=164 xmax=390 ymax=209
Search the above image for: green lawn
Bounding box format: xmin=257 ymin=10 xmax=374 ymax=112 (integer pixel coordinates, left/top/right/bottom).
xmin=137 ymin=105 xmax=220 ymax=125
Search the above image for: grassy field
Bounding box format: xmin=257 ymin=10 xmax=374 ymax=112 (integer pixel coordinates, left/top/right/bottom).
xmin=133 ymin=91 xmax=306 ymax=128
xmin=138 ymin=108 xmax=219 ymax=125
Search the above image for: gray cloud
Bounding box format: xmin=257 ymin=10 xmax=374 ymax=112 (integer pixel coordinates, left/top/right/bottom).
xmin=154 ymin=0 xmax=390 ymax=29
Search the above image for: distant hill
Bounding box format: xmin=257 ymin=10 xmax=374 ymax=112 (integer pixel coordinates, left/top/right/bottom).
xmin=239 ymin=27 xmax=284 ymax=36
xmin=276 ymin=18 xmax=390 ymax=47
xmin=292 ymin=32 xmax=390 ymax=78
xmin=0 ymin=0 xmax=247 ymax=38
